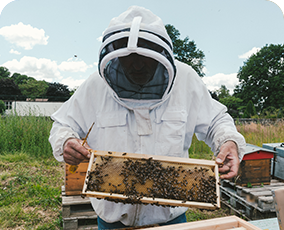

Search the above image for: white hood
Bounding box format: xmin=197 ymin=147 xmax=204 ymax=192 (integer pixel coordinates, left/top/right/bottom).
xmin=98 ymin=6 xmax=176 ymax=103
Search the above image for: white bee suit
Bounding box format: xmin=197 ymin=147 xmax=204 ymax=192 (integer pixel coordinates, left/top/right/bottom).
xmin=49 ymin=5 xmax=246 ymax=227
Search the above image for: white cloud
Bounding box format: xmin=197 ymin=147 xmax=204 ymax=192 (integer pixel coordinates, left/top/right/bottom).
xmin=0 ymin=22 xmax=49 ymax=50
xmin=2 ymin=56 xmax=61 ymax=82
xmin=58 ymin=60 xmax=92 ymax=72
xmin=238 ymin=47 xmax=260 ymax=59
xmin=9 ymin=49 xmax=21 ymax=55
xmin=1 ymin=56 xmax=92 ymax=89
xmin=202 ymin=73 xmax=239 ymax=94
xmin=61 ymin=77 xmax=86 ymax=90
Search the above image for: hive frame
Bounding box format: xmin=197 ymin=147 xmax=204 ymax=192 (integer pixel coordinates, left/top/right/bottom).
xmin=82 ymin=150 xmax=220 ymax=209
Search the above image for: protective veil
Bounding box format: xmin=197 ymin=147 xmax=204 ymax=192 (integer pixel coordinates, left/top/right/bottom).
xmin=98 ymin=6 xmax=176 ymax=102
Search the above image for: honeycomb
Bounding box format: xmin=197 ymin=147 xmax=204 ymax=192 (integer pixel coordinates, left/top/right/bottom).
xmin=84 ymin=151 xmax=219 ymax=208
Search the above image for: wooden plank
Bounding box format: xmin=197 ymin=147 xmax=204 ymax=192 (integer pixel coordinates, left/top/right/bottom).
xmin=237 ymin=217 xmax=264 ymax=230
xmin=272 ymin=187 xmax=284 ymax=230
xmin=226 ymin=228 xmax=246 ymax=230
xmin=142 ymin=216 xmax=262 ymax=230
xmin=62 ymin=195 xmax=91 ymax=206
xmin=68 ymin=211 xmax=97 ymax=219
xmin=63 ymin=218 xmax=78 ymax=230
xmin=249 ymin=190 xmax=273 ymax=197
xmin=143 ymin=216 xmax=239 ymax=230
xmin=89 ymin=150 xmax=216 ymax=166
xmin=84 ymin=191 xmax=218 ymax=209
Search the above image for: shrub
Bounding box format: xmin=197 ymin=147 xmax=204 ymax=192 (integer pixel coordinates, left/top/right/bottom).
xmin=0 ymin=100 xmax=5 ymax=115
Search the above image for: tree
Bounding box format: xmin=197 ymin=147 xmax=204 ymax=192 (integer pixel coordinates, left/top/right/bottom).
xmin=260 ymin=106 xmax=279 ymax=118
xmin=0 ymin=78 xmax=24 ymax=100
xmin=243 ymin=100 xmax=256 ymax=118
xmin=234 ymin=44 xmax=284 ymax=112
xmin=216 ymin=85 xmax=230 ymax=99
xmin=0 ymin=66 xmax=10 ymax=79
xmin=18 ymin=79 xmax=49 ymax=100
xmin=11 ymin=72 xmax=33 ymax=85
xmin=46 ymin=82 xmax=71 ymax=101
xmin=0 ymin=100 xmax=5 ymax=115
xmin=219 ymin=96 xmax=243 ymax=118
xmin=165 ymin=24 xmax=206 ymax=77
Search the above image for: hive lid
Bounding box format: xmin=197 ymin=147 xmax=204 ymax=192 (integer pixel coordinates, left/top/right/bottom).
xmin=243 ymin=143 xmax=275 ymax=160
xmin=262 ymin=143 xmax=284 ymax=157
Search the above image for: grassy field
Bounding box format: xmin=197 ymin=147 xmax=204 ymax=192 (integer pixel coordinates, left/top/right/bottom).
xmin=0 ymin=116 xmax=284 ymax=229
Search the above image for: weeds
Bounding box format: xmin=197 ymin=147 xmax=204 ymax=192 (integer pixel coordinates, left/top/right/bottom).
xmin=236 ymin=121 xmax=284 ymax=147
xmin=0 ymin=115 xmax=53 ymax=157
xmin=1 ymin=115 xmax=284 ymax=228
xmin=189 ymin=121 xmax=284 ymax=160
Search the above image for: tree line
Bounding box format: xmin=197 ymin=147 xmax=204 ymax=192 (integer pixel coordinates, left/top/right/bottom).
xmin=166 ymin=25 xmax=284 ymax=119
xmin=0 ymin=25 xmax=283 ymax=119
xmin=0 ymin=67 xmax=73 ymax=102
xmin=211 ymin=43 xmax=284 ymax=119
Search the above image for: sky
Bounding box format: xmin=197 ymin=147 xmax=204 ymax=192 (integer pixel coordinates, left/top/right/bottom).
xmin=0 ymin=0 xmax=284 ymax=94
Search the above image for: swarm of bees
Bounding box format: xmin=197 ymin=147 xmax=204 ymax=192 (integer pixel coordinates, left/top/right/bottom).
xmin=84 ymin=152 xmax=218 ymax=207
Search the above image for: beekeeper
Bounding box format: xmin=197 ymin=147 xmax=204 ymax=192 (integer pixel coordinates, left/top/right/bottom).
xmin=49 ymin=5 xmax=246 ymax=229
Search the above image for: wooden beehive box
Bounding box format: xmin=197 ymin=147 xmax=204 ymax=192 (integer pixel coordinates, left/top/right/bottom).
xmin=235 ymin=144 xmax=274 ymax=187
xmin=82 ymin=150 xmax=220 ymax=209
xmin=143 ymin=215 xmax=261 ymax=230
xmin=65 ymin=160 xmax=89 ymax=195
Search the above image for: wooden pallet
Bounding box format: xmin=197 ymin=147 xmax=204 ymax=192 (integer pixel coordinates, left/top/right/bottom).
xmin=62 ymin=186 xmax=98 ymax=230
xmin=220 ymin=179 xmax=284 ymax=220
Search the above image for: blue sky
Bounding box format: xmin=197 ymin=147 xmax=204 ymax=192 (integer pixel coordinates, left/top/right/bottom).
xmin=0 ymin=0 xmax=283 ymax=93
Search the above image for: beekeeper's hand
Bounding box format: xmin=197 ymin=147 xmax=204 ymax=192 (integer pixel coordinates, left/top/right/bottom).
xmin=216 ymin=140 xmax=239 ymax=179
xmin=62 ymin=138 xmax=91 ymax=165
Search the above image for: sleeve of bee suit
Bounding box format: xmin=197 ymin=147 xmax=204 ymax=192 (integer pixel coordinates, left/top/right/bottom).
xmin=48 ymin=72 xmax=103 ymax=162
xmin=174 ymin=61 xmax=246 ymax=162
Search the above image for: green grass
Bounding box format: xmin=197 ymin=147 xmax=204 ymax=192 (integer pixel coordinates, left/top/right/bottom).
xmin=0 ymin=152 xmax=63 ymax=229
xmin=1 ymin=115 xmax=283 ymax=228
xmin=186 ymin=208 xmax=230 ymax=222
xmin=0 ymin=115 xmax=53 ymax=157
xmin=188 ymin=135 xmax=213 ymax=160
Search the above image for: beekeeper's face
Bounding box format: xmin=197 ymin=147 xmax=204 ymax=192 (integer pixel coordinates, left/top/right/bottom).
xmin=119 ymin=53 xmax=158 ymax=86
xmin=114 ymin=38 xmax=161 ymax=86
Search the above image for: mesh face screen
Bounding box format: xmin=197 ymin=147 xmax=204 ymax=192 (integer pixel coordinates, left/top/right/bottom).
xmin=99 ymin=37 xmax=175 ymax=100
xmin=85 ymin=155 xmax=218 ymax=206
xmin=103 ymin=59 xmax=169 ymax=100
